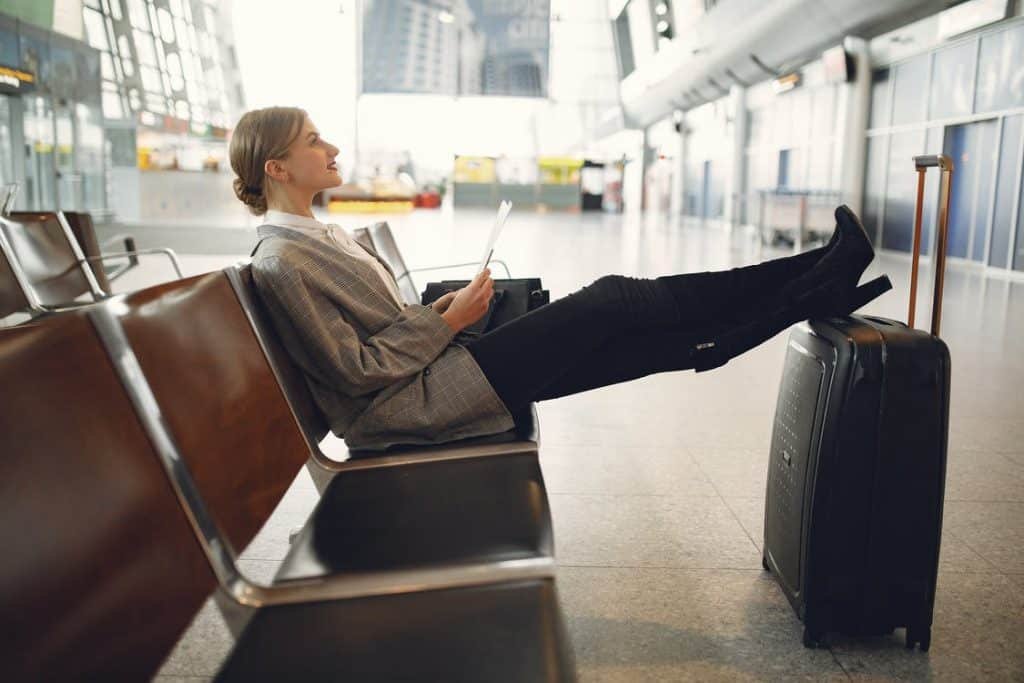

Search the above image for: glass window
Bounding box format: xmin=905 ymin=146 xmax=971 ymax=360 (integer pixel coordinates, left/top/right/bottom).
xmin=1015 ymin=194 xmax=1024 ymax=270
xmin=918 ymin=126 xmax=945 ymax=255
xmin=83 ymin=9 xmax=110 ymax=51
xmin=989 ymin=115 xmax=1021 ymax=267
xmin=105 ymin=0 xmax=124 ymax=22
xmin=145 ymin=91 xmax=167 ymax=113
xmin=196 ymin=32 xmax=210 ymax=58
xmin=192 ymin=1 xmax=205 ymax=30
xmin=158 ymin=8 xmax=176 ymax=43
xmin=148 ymin=3 xmax=161 ymax=41
xmin=155 ymin=37 xmax=168 ymax=74
xmin=102 ymin=82 xmax=124 ymax=119
xmin=175 ymin=18 xmax=191 ymax=52
xmin=941 ymin=120 xmax=997 ymax=259
xmin=167 ymin=52 xmax=184 ymax=91
xmin=100 ymin=51 xmax=116 ymax=80
xmin=976 ymin=24 xmax=1024 ymax=113
xmin=204 ymin=6 xmax=216 ymax=36
xmin=929 ymin=40 xmax=976 ymax=120
xmin=882 ymin=129 xmax=926 ymax=252
xmin=117 ymin=34 xmax=133 ymax=61
xmin=121 ymin=57 xmax=135 ymax=77
xmin=869 ymin=67 xmax=891 ymax=129
xmin=972 ymin=120 xmax=999 ymax=262
xmin=127 ymin=0 xmax=149 ymax=29
xmin=140 ymin=64 xmax=161 ymax=92
xmin=892 ymin=55 xmax=929 ymax=126
xmin=134 ymin=30 xmax=156 ymax=65
xmin=129 ymin=87 xmax=141 ymax=110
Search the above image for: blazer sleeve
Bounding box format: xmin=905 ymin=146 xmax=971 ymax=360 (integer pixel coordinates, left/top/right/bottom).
xmin=254 ymin=253 xmax=456 ymax=397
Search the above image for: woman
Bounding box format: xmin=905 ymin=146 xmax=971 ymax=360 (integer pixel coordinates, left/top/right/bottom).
xmin=230 ymin=107 xmax=889 ymax=450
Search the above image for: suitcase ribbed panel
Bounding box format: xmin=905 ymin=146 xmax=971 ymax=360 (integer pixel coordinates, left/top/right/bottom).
xmin=765 ymin=339 xmax=827 ymax=598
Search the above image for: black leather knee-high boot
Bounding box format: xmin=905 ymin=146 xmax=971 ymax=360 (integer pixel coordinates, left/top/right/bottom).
xmin=655 ymin=245 xmax=829 ymax=327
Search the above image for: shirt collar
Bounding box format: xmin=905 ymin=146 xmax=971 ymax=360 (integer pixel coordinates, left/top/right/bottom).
xmin=264 ymin=209 xmax=327 ymax=235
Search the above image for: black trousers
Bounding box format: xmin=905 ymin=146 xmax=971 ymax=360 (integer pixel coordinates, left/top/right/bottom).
xmin=463 ymin=246 xmax=827 ymax=415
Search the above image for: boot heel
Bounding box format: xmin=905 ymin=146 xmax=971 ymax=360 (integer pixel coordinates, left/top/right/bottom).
xmin=846 ymin=275 xmax=892 ymax=313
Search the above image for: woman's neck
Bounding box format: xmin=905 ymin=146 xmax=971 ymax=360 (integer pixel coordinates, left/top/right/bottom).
xmin=266 ymin=187 xmax=315 ymax=219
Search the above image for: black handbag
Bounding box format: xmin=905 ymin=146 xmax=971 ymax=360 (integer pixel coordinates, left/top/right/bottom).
xmin=421 ymin=278 xmax=550 ymax=336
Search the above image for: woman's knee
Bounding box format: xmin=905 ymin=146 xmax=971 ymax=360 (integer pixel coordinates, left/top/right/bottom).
xmin=579 ymin=274 xmax=665 ymax=323
xmin=584 ymin=274 xmax=633 ymax=301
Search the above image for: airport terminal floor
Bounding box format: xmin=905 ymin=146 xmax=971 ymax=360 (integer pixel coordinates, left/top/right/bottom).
xmin=135 ymin=208 xmax=1024 ymax=682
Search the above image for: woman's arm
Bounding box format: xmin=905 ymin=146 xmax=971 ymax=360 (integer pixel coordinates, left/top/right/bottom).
xmin=254 ymin=254 xmax=455 ymax=397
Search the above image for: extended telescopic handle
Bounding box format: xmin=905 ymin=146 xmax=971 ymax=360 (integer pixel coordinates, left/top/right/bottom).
xmin=910 ymin=154 xmax=954 ymax=336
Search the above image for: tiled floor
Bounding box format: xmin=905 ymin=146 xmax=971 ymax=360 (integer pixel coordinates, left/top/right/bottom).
xmin=137 ymin=207 xmax=1024 ymax=681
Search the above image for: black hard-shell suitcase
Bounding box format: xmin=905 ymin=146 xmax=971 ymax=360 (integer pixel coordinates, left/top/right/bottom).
xmin=762 ymin=155 xmax=954 ymax=651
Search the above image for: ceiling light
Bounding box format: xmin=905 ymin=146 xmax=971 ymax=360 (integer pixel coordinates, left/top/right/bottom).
xmin=438 ymin=10 xmax=454 ymax=23
xmin=771 ymin=72 xmax=801 ymax=94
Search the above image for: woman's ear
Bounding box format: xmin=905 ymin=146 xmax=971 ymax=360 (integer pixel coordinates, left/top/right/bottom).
xmin=264 ymin=158 xmax=290 ymax=183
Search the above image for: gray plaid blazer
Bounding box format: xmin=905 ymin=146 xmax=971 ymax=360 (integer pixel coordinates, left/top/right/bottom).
xmin=251 ymin=224 xmax=514 ymax=450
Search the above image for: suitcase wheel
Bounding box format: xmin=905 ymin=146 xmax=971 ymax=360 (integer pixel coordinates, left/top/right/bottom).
xmin=802 ymin=627 xmax=823 ymax=649
xmin=905 ymin=625 xmax=932 ymax=651
xmin=761 ymin=553 xmax=770 ymax=572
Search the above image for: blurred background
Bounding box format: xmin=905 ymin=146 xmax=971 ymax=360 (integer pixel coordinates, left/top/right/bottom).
xmin=1 ymin=0 xmax=1023 ymax=276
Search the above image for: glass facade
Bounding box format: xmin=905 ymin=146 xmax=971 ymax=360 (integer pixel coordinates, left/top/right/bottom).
xmin=865 ymin=19 xmax=1024 ymax=272
xmin=81 ymin=0 xmax=238 ymax=132
xmin=989 ymin=115 xmax=1021 ymax=268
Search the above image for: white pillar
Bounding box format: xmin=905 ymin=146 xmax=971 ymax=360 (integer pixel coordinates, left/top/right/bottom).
xmin=622 ymin=129 xmax=646 ymax=214
xmin=639 ymin=127 xmax=653 ymax=211
xmin=724 ymin=85 xmax=748 ymax=229
xmin=838 ymin=36 xmax=871 ymax=216
xmin=669 ymin=111 xmax=686 ymax=217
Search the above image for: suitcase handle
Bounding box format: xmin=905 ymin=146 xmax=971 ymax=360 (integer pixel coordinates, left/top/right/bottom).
xmin=911 ymin=154 xmax=953 ymax=336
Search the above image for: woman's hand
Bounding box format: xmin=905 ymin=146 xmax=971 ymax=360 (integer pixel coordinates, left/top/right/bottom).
xmin=441 ymin=268 xmax=494 ymax=332
xmin=431 ymin=291 xmax=458 ymax=315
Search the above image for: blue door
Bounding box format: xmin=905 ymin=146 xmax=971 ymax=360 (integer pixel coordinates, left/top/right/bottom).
xmin=942 ymin=120 xmax=998 ymax=261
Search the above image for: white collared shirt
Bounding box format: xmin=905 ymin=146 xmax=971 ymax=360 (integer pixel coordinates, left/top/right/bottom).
xmin=264 ymin=209 xmax=406 ymax=308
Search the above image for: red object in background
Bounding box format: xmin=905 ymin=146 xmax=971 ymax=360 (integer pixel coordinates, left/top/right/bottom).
xmin=414 ymin=191 xmax=441 ymax=208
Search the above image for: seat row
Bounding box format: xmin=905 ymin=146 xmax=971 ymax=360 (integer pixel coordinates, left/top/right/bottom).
xmin=0 ymin=264 xmax=577 ymax=681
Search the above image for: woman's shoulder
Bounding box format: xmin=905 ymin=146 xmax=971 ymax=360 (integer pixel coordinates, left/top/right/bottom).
xmin=252 ymin=228 xmax=326 ymax=268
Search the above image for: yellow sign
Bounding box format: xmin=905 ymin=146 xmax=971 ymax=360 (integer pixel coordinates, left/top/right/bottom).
xmin=454 ymin=156 xmax=496 ymax=183
xmin=538 ymin=157 xmax=583 ymax=185
xmin=0 ymin=65 xmax=36 ymax=92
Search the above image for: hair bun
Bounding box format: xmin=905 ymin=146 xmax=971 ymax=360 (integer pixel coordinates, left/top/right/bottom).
xmin=232 ymin=176 xmax=267 ymax=215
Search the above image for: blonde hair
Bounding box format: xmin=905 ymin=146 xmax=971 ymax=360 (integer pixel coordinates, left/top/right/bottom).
xmin=228 ymin=106 xmax=307 ymax=215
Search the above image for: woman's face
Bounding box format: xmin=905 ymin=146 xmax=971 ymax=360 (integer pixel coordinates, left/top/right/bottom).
xmin=274 ymin=116 xmax=341 ymax=192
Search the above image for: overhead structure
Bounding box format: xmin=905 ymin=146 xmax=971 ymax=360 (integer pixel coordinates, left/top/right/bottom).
xmin=615 ymin=0 xmax=957 ymax=129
